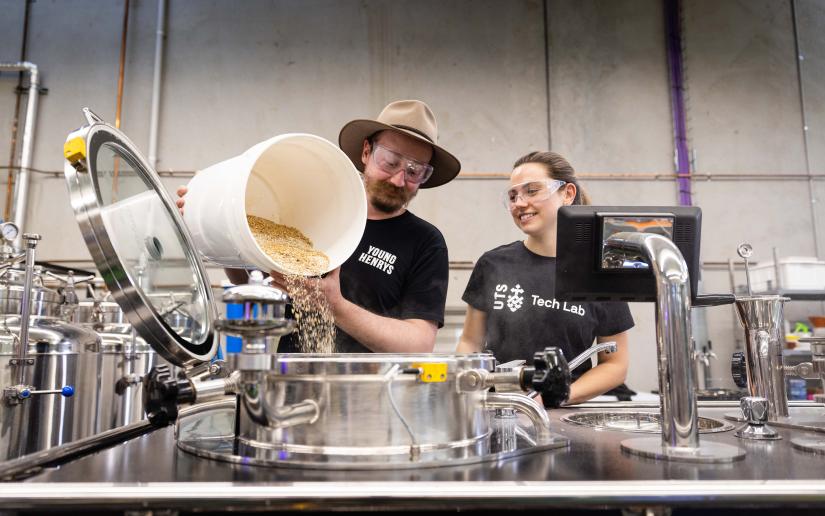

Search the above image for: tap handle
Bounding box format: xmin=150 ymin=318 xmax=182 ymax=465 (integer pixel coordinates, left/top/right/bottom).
xmin=693 ymin=294 xmax=736 ymax=307
xmin=523 ymin=347 xmax=571 ymax=409
xmin=142 ymin=365 xmax=194 ymax=427
xmin=741 ymin=396 xmax=768 ymax=426
xmin=731 ymin=351 xmax=748 ymax=389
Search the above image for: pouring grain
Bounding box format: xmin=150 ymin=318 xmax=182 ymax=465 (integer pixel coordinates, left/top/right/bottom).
xmin=246 ymin=215 xmax=336 ymax=353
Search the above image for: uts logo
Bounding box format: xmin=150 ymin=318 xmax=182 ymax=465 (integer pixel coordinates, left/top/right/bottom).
xmin=493 ymin=284 xmax=524 ymax=312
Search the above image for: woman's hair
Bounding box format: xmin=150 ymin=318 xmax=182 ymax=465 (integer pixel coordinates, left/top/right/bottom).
xmin=512 ymin=151 xmax=591 ymax=205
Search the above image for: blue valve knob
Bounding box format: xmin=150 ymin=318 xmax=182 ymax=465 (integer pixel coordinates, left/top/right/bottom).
xmin=61 ymin=386 xmax=74 ymax=397
xmin=19 ymin=389 xmax=31 ymax=399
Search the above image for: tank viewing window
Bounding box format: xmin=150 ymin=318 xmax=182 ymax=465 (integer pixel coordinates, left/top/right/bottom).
xmin=93 ymin=143 xmax=209 ymax=346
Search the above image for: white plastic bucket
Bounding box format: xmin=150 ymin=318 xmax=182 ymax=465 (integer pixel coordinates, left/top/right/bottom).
xmin=184 ymin=133 xmax=367 ymax=275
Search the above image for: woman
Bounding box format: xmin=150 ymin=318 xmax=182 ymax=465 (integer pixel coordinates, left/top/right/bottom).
xmin=457 ymin=151 xmax=633 ymax=405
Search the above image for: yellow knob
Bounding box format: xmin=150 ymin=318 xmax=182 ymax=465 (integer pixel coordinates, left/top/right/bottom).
xmin=63 ymin=137 xmax=86 ymax=163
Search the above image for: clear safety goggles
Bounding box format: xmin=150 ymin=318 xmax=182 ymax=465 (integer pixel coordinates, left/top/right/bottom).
xmin=371 ymin=144 xmax=434 ymax=185
xmin=501 ymin=179 xmax=566 ymax=210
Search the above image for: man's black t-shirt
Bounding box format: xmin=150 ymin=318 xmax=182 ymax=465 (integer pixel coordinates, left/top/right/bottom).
xmin=462 ymin=241 xmax=634 ymax=378
xmin=279 ymin=210 xmax=449 ymax=353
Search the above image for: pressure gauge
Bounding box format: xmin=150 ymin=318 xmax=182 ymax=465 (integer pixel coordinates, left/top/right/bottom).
xmin=0 ymin=222 xmax=19 ymax=243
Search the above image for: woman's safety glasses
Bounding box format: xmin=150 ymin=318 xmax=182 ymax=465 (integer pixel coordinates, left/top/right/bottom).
xmin=370 ymin=144 xmax=434 ymax=185
xmin=502 ymin=179 xmax=566 ymax=211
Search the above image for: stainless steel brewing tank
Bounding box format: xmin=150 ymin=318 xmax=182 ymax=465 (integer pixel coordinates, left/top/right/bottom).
xmin=73 ymin=331 xmax=166 ymax=438
xmin=0 ymin=318 xmax=100 ymax=461
xmin=71 ymin=300 xmax=173 ymax=437
xmin=230 ymin=353 xmax=498 ymax=462
xmin=0 ymin=282 xmax=63 ymax=318
xmin=72 ymin=300 xmax=129 ymax=326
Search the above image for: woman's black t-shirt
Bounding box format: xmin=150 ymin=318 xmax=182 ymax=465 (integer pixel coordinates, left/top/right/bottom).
xmin=462 ymin=241 xmax=634 ymax=377
xmin=279 ymin=210 xmax=449 ymax=353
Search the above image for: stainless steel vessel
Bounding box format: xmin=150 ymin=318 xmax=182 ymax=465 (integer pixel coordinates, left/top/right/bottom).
xmin=71 ymin=297 xmax=171 ymax=436
xmin=230 ymin=353 xmax=514 ymax=465
xmin=73 ymin=331 xmax=165 ymax=438
xmin=62 ymin=109 xmax=574 ymax=470
xmin=0 ymin=317 xmax=100 ymax=460
xmin=0 ymin=265 xmax=64 ymax=319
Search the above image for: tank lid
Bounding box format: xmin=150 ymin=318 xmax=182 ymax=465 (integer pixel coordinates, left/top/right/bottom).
xmin=61 ymin=108 xmax=217 ymax=367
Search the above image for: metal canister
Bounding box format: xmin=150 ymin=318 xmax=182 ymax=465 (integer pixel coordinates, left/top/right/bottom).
xmin=229 ymin=353 xmax=496 ymax=464
xmin=0 ymin=282 xmax=63 ymax=319
xmin=0 ymin=318 xmax=100 ymax=461
xmin=73 ymin=331 xmax=167 ymax=438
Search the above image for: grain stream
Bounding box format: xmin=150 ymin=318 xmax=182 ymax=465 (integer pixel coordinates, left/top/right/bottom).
xmin=247 ymin=215 xmax=335 ymax=353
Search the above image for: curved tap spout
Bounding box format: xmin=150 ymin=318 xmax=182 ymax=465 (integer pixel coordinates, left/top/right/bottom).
xmin=605 ymin=232 xmax=699 ymax=451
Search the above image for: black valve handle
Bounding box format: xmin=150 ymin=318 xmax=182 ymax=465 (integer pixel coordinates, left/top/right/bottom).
xmin=521 ymin=347 xmax=571 ymax=409
xmin=731 ymin=351 xmax=748 ymax=389
xmin=142 ymin=365 xmax=195 ymax=427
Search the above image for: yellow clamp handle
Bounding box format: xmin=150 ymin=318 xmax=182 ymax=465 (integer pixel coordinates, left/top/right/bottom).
xmin=411 ymin=362 xmax=447 ymax=383
xmin=63 ymin=137 xmax=86 ymax=164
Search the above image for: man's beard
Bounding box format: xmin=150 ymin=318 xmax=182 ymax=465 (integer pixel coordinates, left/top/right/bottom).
xmin=365 ymin=176 xmax=417 ymax=213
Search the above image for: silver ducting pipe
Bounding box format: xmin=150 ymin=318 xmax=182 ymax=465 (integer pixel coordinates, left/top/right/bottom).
xmin=148 ymin=0 xmax=166 ymax=169
xmin=0 ymin=61 xmax=39 ymax=246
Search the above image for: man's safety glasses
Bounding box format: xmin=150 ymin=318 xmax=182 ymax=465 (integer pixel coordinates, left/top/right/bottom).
xmin=502 ymin=179 xmax=566 ymax=210
xmin=370 ymin=143 xmax=434 ymax=185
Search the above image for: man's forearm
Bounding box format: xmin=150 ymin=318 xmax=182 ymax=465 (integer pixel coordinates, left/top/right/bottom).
xmin=331 ymin=298 xmax=437 ymax=353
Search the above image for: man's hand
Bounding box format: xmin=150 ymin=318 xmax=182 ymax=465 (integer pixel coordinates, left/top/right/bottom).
xmin=175 ymin=185 xmax=187 ymax=215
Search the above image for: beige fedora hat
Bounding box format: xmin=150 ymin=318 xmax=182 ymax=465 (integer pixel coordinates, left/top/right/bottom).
xmin=338 ymin=100 xmax=461 ymax=189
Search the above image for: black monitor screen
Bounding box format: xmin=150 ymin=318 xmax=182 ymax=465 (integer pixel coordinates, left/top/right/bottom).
xmin=555 ymin=206 xmax=702 ymax=303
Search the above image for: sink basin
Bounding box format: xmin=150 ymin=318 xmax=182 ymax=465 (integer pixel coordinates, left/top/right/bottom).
xmin=560 ymin=411 xmax=734 ymax=434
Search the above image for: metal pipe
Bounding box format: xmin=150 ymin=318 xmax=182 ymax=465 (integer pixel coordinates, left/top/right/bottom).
xmin=482 ymin=391 xmax=552 ymax=442
xmin=605 ymin=232 xmax=698 ymax=450
xmin=790 ymin=0 xmax=820 ymax=259
xmin=664 ymin=0 xmax=693 ymax=206
xmin=15 ymin=233 xmax=39 ymax=384
xmin=4 ymin=0 xmax=33 ymax=222
xmin=115 ymin=0 xmax=130 ymax=130
xmin=112 ymin=0 xmax=131 ymax=199
xmin=147 ymin=0 xmax=167 ymax=169
xmin=542 ymin=0 xmax=552 ymax=150
xmin=0 ymin=62 xmax=39 ymax=244
xmin=0 ymin=418 xmax=156 ymax=481
xmin=192 ymin=370 xmax=241 ymax=402
xmin=12 ymin=166 xmax=825 ymax=182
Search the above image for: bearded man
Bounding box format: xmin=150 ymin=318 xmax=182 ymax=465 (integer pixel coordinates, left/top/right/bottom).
xmin=278 ymin=99 xmax=460 ymax=353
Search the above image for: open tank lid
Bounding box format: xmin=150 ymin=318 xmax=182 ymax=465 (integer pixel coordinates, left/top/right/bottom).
xmin=62 ymin=108 xmax=217 ymax=367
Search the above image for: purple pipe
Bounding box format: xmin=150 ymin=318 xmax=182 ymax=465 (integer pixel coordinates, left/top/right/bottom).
xmin=665 ymin=0 xmax=692 ymax=206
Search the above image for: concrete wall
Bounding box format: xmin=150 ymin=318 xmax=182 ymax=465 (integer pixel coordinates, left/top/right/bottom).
xmin=1 ymin=0 xmax=823 ymax=393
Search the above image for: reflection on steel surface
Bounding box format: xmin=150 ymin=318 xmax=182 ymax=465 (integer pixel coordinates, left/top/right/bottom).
xmin=176 ymin=405 xmax=569 ymax=470
xmin=560 ymin=411 xmax=734 ymax=434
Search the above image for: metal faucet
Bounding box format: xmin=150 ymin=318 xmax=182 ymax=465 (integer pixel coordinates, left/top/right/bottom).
xmin=695 ymin=343 xmax=717 ymax=390
xmin=605 ymin=232 xmax=698 ymax=449
xmin=604 ymin=232 xmax=744 ymax=462
xmin=567 ymin=341 xmax=617 ymax=370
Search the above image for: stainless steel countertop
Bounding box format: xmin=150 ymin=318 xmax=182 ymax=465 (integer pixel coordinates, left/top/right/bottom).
xmin=6 ymin=402 xmax=825 ymax=511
